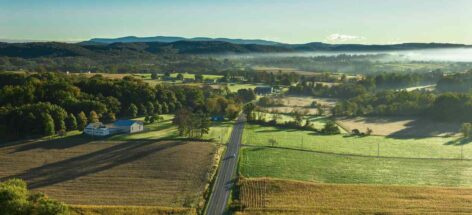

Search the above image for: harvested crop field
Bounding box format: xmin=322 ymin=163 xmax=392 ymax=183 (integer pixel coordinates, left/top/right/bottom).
xmin=0 ymin=136 xmax=219 ymax=208
xmin=70 ymin=205 xmax=196 ymax=215
xmin=336 ymin=116 xmax=461 ymax=137
xmin=236 ymin=178 xmax=472 ymax=215
xmin=279 ymin=96 xmax=337 ymax=108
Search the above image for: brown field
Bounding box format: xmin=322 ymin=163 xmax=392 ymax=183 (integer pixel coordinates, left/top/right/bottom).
xmin=236 ymin=178 xmax=472 ymax=215
xmin=336 ymin=116 xmax=461 ymax=137
xmin=281 ymin=96 xmax=337 ymax=108
xmin=0 ymin=136 xmax=219 ymax=209
xmin=260 ymin=107 xmax=318 ymax=115
xmin=70 ymin=205 xmax=196 ymax=215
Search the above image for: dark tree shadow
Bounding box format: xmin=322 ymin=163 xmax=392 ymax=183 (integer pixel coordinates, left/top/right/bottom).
xmin=1 ymin=140 xmax=185 ymax=189
xmin=10 ymin=134 xmax=95 ymax=153
xmin=444 ymin=137 xmax=472 ymax=146
xmin=386 ymin=118 xmax=460 ymax=139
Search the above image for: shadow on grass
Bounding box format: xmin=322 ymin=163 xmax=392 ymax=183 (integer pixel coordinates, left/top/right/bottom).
xmin=339 ymin=116 xmax=461 ymax=140
xmin=1 ymin=140 xmax=186 ymax=189
xmin=444 ymin=137 xmax=472 ymax=146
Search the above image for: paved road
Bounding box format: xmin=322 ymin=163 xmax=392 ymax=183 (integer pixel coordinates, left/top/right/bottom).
xmin=206 ymin=115 xmax=245 ymax=215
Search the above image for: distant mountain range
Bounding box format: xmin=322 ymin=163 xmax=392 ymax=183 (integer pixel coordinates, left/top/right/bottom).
xmin=82 ymin=36 xmax=282 ymax=46
xmin=0 ymin=36 xmax=470 ymax=59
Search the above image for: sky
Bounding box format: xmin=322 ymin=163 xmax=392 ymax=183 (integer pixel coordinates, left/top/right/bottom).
xmin=1 ymin=0 xmax=471 ymax=44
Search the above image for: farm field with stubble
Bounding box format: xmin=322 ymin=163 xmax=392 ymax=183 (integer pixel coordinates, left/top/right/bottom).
xmin=0 ymin=136 xmax=220 ymax=210
xmin=235 ymin=178 xmax=472 ymax=215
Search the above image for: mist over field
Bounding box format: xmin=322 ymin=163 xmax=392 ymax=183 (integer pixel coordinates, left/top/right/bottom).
xmin=221 ymin=48 xmax=472 ymax=62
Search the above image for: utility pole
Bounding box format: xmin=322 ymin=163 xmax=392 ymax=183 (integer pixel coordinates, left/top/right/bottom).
xmin=377 ymin=142 xmax=380 ymax=158
xmin=461 ymin=144 xmax=464 ymax=160
xmin=301 ymin=135 xmax=304 ymax=150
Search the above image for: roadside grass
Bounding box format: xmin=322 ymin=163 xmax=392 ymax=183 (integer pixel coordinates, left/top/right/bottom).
xmin=0 ymin=140 xmax=219 ymax=208
xmin=239 ymin=147 xmax=472 ymax=187
xmin=235 ymin=178 xmax=472 ymax=214
xmin=70 ymin=205 xmax=196 ymax=215
xmin=243 ymin=124 xmax=472 ymax=159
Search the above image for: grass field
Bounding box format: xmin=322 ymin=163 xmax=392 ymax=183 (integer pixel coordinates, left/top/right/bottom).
xmin=239 ymin=147 xmax=472 ymax=187
xmin=337 ymin=116 xmax=461 ymax=137
xmin=243 ymin=124 xmax=472 ymax=159
xmin=0 ymin=137 xmax=219 ymax=208
xmin=235 ymin=178 xmax=472 ymax=214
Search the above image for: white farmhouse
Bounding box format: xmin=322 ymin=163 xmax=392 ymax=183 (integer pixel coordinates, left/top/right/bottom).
xmin=83 ymin=122 xmax=111 ymax=136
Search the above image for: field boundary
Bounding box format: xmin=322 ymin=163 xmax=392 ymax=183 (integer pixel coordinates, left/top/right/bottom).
xmin=242 ymin=144 xmax=472 ymax=161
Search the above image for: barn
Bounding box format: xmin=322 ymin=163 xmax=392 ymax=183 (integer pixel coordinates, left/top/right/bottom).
xmin=113 ymin=120 xmax=144 ymax=133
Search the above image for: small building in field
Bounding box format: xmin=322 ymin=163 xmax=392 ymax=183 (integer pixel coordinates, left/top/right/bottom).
xmin=113 ymin=120 xmax=144 ymax=133
xmin=83 ymin=122 xmax=111 ymax=137
xmin=211 ymin=115 xmax=225 ymax=121
xmin=254 ymin=86 xmax=274 ymax=95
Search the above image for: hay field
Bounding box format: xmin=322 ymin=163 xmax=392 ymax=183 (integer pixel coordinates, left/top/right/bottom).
xmin=336 ymin=116 xmax=461 ymax=137
xmin=0 ymin=137 xmax=219 ymax=208
xmin=236 ymin=178 xmax=472 ymax=215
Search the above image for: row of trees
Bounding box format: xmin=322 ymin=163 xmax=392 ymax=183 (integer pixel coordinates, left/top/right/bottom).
xmin=0 ymin=72 xmax=244 ymax=140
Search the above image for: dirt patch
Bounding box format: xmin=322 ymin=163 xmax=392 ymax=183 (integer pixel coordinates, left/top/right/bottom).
xmin=0 ymin=137 xmax=217 ymax=208
xmin=336 ymin=117 xmax=461 ymax=137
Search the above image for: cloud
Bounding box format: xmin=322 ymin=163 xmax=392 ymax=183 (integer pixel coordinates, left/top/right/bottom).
xmin=326 ymin=34 xmax=365 ymax=43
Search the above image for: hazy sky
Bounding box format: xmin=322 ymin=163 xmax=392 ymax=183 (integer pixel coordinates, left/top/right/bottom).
xmin=1 ymin=0 xmax=471 ymax=44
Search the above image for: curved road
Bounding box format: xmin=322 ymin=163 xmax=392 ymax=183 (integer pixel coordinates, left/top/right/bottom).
xmin=206 ymin=115 xmax=245 ymax=215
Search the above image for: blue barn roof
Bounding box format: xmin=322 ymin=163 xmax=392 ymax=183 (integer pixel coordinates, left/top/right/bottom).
xmin=114 ymin=120 xmax=138 ymax=127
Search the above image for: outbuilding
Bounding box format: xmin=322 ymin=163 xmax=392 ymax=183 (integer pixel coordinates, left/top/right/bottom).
xmin=113 ymin=120 xmax=144 ymax=133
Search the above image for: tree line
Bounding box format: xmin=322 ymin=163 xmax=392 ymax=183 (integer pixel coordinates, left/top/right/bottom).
xmin=0 ymin=72 xmax=246 ymax=140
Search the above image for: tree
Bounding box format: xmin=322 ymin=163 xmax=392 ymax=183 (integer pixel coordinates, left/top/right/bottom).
xmin=461 ymin=123 xmax=472 ymax=138
xmin=76 ymin=111 xmax=88 ymax=130
xmin=195 ymin=74 xmax=204 ymax=82
xmin=321 ymin=121 xmax=340 ymax=135
xmin=225 ymin=104 xmax=240 ymax=120
xmin=42 ymin=113 xmax=55 ymax=135
xmin=151 ymin=72 xmax=158 ymax=80
xmin=65 ymin=113 xmax=77 ymax=131
xmin=138 ymin=103 xmax=147 ymax=116
xmin=102 ymin=112 xmax=116 ymax=123
xmin=146 ymin=101 xmax=155 ymax=115
xmin=127 ymin=103 xmax=138 ymax=118
xmin=0 ymin=179 xmax=69 ymax=215
xmin=366 ymin=128 xmax=373 ymax=136
xmin=88 ymin=111 xmax=99 ymax=123
xmin=268 ymin=138 xmax=278 ymax=147
xmin=196 ymin=112 xmax=211 ymax=137
xmin=176 ymin=73 xmax=184 ymax=80
xmin=0 ymin=178 xmax=29 ymax=215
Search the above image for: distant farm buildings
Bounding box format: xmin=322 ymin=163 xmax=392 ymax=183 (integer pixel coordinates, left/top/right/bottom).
xmin=84 ymin=120 xmax=144 ymax=137
xmin=254 ymin=86 xmax=274 ymax=95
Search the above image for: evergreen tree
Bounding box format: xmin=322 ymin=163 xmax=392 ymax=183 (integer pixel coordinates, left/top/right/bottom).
xmin=127 ymin=103 xmax=138 ymax=118
xmin=65 ymin=113 xmax=77 ymax=131
xmin=42 ymin=113 xmax=55 ymax=135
